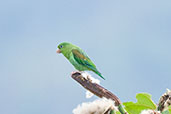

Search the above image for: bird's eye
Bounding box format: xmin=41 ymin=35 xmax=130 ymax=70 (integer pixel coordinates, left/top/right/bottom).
xmin=60 ymin=45 xmax=63 ymax=48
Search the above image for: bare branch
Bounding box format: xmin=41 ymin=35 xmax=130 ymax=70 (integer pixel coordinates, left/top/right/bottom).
xmin=71 ymin=72 xmax=121 ymax=106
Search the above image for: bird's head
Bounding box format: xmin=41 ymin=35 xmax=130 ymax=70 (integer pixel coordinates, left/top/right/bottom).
xmin=56 ymin=42 xmax=73 ymax=54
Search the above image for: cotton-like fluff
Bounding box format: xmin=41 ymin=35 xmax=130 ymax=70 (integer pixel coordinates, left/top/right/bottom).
xmin=85 ymin=91 xmax=94 ymax=98
xmin=158 ymin=89 xmax=171 ymax=112
xmin=81 ymin=72 xmax=100 ymax=84
xmin=82 ymin=72 xmax=100 ymax=98
xmin=140 ymin=110 xmax=161 ymax=114
xmin=73 ymin=98 xmax=117 ymax=114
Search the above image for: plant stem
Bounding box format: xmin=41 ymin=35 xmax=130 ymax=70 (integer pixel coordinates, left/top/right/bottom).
xmin=118 ymin=104 xmax=127 ymax=114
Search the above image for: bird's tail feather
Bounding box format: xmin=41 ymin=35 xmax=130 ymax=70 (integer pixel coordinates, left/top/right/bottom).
xmin=94 ymin=70 xmax=105 ymax=80
xmin=88 ymin=66 xmax=105 ymax=80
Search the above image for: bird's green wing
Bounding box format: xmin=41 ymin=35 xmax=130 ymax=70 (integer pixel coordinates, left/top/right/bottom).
xmin=72 ymin=49 xmax=105 ymax=80
xmin=72 ymin=49 xmax=94 ymax=66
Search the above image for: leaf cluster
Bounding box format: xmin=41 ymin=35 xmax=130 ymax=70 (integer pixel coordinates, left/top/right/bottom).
xmin=122 ymin=93 xmax=171 ymax=114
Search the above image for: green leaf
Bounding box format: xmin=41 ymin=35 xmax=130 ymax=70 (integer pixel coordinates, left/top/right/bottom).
xmin=136 ymin=93 xmax=156 ymax=109
xmin=161 ymin=105 xmax=171 ymax=114
xmin=162 ymin=110 xmax=170 ymax=114
xmin=168 ymin=105 xmax=171 ymax=114
xmin=123 ymin=93 xmax=157 ymax=114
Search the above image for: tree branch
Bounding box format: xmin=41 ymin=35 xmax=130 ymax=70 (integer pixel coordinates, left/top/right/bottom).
xmin=71 ymin=72 xmax=127 ymax=114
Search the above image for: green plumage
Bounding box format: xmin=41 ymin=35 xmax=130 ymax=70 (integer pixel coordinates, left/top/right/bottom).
xmin=57 ymin=42 xmax=105 ymax=80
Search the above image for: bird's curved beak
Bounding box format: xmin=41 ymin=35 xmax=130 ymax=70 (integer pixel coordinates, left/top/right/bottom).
xmin=56 ymin=49 xmax=61 ymax=53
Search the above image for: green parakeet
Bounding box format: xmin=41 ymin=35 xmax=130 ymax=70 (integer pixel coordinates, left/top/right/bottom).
xmin=56 ymin=42 xmax=105 ymax=80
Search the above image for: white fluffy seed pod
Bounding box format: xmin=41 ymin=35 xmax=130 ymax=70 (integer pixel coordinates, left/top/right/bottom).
xmin=72 ymin=98 xmax=117 ymax=114
xmin=140 ymin=109 xmax=161 ymax=114
xmin=158 ymin=89 xmax=171 ymax=112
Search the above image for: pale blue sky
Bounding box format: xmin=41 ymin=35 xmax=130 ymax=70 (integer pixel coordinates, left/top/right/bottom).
xmin=0 ymin=0 xmax=171 ymax=114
